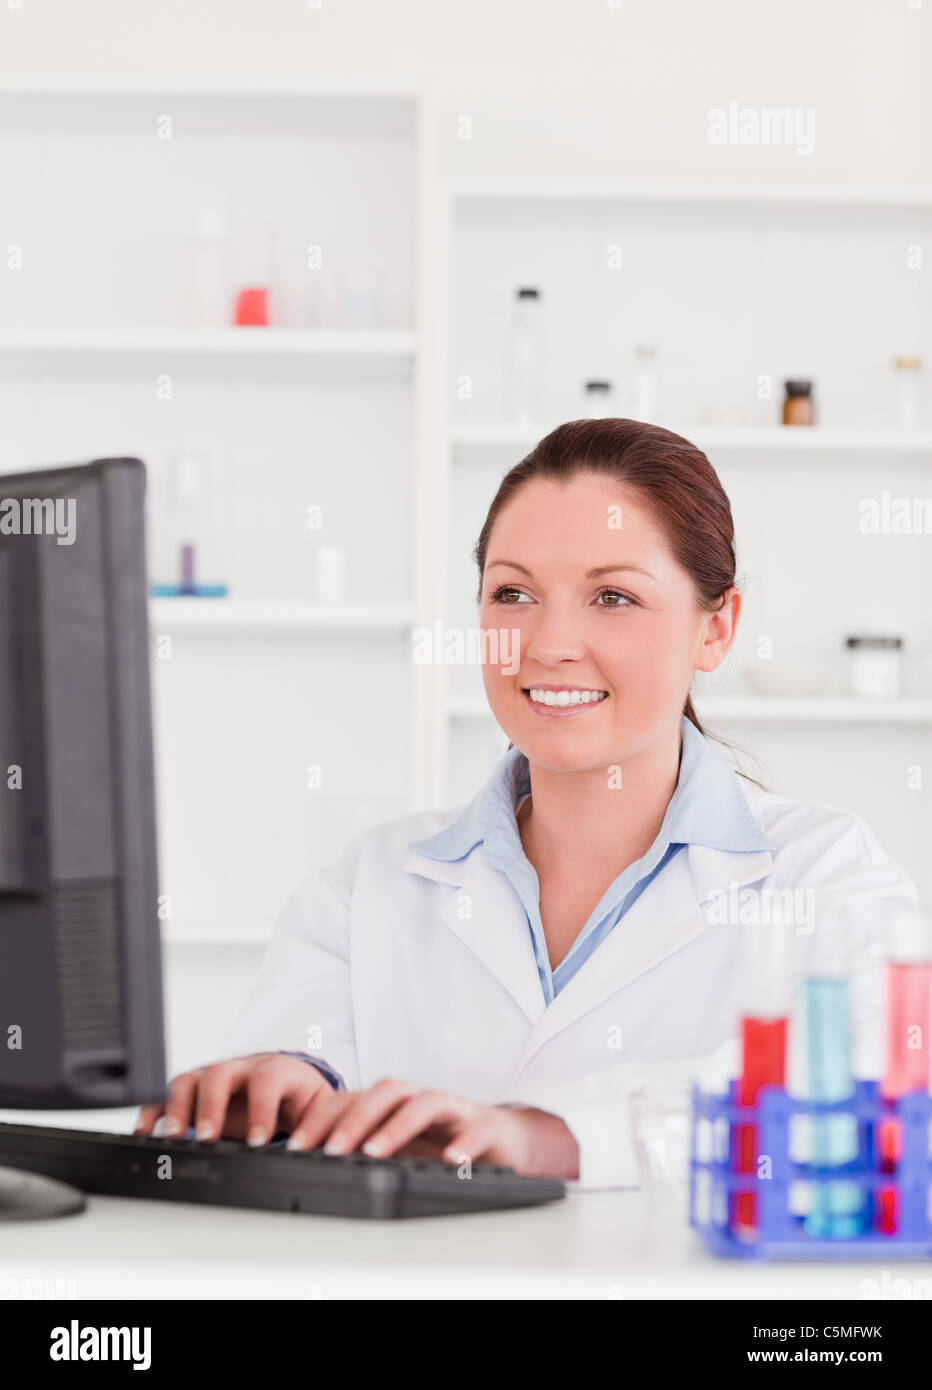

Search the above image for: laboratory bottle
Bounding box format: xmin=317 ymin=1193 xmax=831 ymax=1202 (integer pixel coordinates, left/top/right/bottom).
xmin=632 ymin=344 xmax=661 ymax=423
xmin=581 ymin=380 xmax=614 ymax=418
xmin=504 ymin=287 xmax=545 ymax=428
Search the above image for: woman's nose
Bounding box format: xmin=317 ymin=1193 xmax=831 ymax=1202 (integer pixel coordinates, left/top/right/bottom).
xmin=522 ymin=606 xmax=589 ymax=666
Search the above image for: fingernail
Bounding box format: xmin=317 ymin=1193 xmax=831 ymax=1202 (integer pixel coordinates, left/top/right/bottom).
xmin=164 ymin=1117 xmax=181 ymax=1136
xmin=247 ymin=1126 xmax=266 ymax=1147
xmin=323 ymin=1134 xmax=347 ymax=1155
xmin=286 ymin=1134 xmax=305 ymax=1151
xmin=361 ymin=1139 xmax=382 ymax=1155
xmin=195 ymin=1121 xmax=214 ymax=1140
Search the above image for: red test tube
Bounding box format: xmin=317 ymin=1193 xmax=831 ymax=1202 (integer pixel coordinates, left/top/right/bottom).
xmin=877 ymin=910 xmax=932 ymax=1235
xmin=731 ymin=919 xmax=793 ymax=1240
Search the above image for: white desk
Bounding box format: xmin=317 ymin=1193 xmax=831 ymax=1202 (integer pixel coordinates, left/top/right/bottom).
xmin=1 ymin=1189 xmax=927 ymax=1300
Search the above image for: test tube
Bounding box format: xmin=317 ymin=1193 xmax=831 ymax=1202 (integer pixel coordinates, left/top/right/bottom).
xmin=794 ymin=905 xmax=867 ymax=1238
xmin=731 ymin=918 xmax=793 ymax=1239
xmin=877 ymin=908 xmax=932 ymax=1235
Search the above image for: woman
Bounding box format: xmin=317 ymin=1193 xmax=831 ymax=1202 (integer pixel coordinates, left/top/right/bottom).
xmin=135 ymin=419 xmax=917 ymax=1187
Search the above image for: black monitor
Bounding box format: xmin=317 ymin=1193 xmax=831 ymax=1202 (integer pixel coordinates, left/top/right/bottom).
xmin=0 ymin=457 xmax=166 ymax=1110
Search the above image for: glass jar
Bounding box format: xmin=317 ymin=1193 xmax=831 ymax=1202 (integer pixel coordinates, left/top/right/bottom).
xmin=845 ymin=635 xmax=903 ymax=699
xmin=893 ymin=356 xmax=921 ymax=431
xmin=782 ymin=380 xmax=814 ymax=426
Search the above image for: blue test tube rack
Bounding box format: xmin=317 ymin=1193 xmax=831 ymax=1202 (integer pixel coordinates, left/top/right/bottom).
xmin=689 ymin=1078 xmax=932 ymax=1259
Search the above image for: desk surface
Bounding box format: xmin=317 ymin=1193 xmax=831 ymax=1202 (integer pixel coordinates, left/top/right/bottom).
xmin=1 ymin=1188 xmax=928 ymax=1300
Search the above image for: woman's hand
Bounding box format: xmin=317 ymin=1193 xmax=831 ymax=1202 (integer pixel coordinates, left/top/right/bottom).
xmin=133 ymin=1054 xmax=334 ymax=1146
xmin=284 ymin=1078 xmax=580 ymax=1180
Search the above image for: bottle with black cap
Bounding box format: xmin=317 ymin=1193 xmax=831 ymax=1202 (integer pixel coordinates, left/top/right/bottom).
xmin=782 ymin=379 xmax=814 ymax=426
xmin=505 ymin=286 xmax=544 ymax=428
xmin=582 ymin=379 xmax=614 ymax=418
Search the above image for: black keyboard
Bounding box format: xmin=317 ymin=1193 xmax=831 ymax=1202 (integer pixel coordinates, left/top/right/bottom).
xmin=0 ymin=1121 xmax=566 ymax=1219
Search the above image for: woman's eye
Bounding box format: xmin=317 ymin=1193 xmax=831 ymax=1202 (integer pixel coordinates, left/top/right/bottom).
xmin=489 ymin=584 xmax=634 ymax=608
xmin=595 ymin=588 xmax=634 ymax=609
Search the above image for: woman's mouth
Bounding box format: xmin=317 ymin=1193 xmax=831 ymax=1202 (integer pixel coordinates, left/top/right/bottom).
xmin=521 ymin=686 xmax=610 ymax=718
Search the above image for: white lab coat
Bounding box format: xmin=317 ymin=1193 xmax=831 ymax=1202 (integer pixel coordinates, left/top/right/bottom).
xmin=222 ymin=776 xmax=918 ymax=1189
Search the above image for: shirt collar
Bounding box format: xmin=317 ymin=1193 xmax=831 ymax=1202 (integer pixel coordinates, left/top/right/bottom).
xmin=407 ymin=715 xmax=774 ymax=868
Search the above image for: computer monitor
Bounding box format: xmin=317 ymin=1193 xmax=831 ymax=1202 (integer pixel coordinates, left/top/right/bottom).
xmin=0 ymin=456 xmax=166 ymax=1110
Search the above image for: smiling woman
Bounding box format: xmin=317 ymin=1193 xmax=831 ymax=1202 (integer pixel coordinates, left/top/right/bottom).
xmin=473 ymin=416 xmax=739 ymax=752
xmin=470 ymin=417 xmax=752 ymax=996
xmin=141 ymin=416 xmax=918 ymax=1193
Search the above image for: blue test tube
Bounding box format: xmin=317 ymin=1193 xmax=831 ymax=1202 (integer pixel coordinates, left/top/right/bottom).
xmin=797 ymin=909 xmax=869 ymax=1238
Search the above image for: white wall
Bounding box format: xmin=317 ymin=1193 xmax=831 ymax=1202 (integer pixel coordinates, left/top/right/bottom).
xmin=0 ymin=0 xmax=927 ymax=184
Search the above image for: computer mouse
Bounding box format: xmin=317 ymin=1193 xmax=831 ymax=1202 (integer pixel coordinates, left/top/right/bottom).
xmin=0 ymin=1164 xmax=87 ymax=1220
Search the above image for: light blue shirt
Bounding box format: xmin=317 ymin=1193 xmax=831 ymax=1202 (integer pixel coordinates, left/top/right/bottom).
xmin=407 ymin=715 xmax=775 ymax=1006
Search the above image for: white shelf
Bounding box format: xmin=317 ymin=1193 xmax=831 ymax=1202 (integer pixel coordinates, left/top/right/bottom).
xmin=681 ymin=428 xmax=932 ymax=453
xmin=449 ymin=178 xmax=932 ymax=208
xmin=448 ymin=692 xmax=932 ymax=724
xmin=148 ymin=598 xmax=413 ymax=638
xmin=161 ymin=920 xmax=273 ymax=947
xmin=0 ymin=327 xmax=416 ymax=365
xmin=0 ymin=77 xmax=418 ymax=99
xmin=0 ymin=79 xmax=418 ymax=139
xmin=696 ymin=696 xmax=932 ymax=723
xmin=451 ymin=424 xmax=932 ymax=456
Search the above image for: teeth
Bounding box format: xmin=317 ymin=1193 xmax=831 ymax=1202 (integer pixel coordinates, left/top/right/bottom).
xmin=527 ymin=688 xmax=607 ymax=707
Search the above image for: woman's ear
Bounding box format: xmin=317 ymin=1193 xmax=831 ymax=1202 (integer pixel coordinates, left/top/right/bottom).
xmin=694 ymin=588 xmax=741 ymax=674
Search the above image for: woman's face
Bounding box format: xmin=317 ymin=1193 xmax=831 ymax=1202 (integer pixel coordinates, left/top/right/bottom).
xmin=478 ymin=472 xmax=739 ymax=772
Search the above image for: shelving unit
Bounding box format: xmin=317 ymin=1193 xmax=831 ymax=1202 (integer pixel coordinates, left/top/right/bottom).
xmin=3 ymin=94 xmax=931 ymax=946
xmin=429 ymin=176 xmax=932 ymax=908
xmin=0 ymin=77 xmax=438 ymax=958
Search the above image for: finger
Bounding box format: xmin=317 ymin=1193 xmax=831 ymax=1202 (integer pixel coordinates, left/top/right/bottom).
xmin=318 ymin=1079 xmax=423 ymax=1155
xmin=287 ymin=1079 xmax=418 ymax=1154
xmin=244 ymin=1057 xmax=329 ymax=1147
xmin=285 ymin=1089 xmax=355 ymax=1151
xmin=133 ymin=1101 xmax=165 ymax=1136
xmin=440 ymin=1117 xmax=498 ymax=1166
xmin=395 ymin=1134 xmax=449 ymax=1160
xmin=159 ymin=1071 xmax=203 ymax=1137
xmin=360 ymin=1092 xmax=475 ymax=1158
xmin=193 ymin=1060 xmax=252 ymax=1142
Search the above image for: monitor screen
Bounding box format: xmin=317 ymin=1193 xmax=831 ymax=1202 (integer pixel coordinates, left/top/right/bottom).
xmin=0 ymin=457 xmax=165 ymax=1108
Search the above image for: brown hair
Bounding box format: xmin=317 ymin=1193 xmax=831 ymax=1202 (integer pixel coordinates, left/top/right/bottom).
xmin=472 ymin=417 xmax=764 ymax=781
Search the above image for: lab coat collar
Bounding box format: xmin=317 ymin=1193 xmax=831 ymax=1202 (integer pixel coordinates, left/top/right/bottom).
xmin=401 ymin=832 xmax=775 ymax=1047
xmin=402 ymin=717 xmax=775 ymax=1037
xmin=407 ymin=715 xmax=774 ymax=868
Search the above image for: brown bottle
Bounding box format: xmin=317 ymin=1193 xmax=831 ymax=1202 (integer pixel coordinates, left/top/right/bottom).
xmin=782 ymin=380 xmax=814 ymax=426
